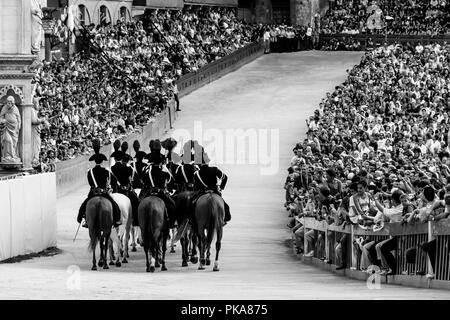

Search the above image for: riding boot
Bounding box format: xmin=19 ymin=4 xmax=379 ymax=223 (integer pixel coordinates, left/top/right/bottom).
xmin=104 ymin=194 xmax=122 ymax=227
xmin=162 ymin=193 xmax=177 ymax=228
xmin=77 ymin=198 xmax=89 ymax=225
xmin=224 ymin=201 xmax=231 ymax=223
xmin=189 ymin=191 xmax=201 ymax=221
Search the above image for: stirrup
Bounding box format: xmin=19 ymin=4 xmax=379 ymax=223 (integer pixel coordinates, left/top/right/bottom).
xmin=82 ymin=221 xmax=88 ymax=228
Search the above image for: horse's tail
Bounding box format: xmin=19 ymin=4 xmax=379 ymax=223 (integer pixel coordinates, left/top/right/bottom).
xmin=88 ymin=198 xmax=112 ymax=252
xmin=88 ymin=200 xmax=100 ymax=252
xmin=206 ymin=194 xmax=218 ymax=247
xmin=150 ymin=204 xmax=164 ymax=244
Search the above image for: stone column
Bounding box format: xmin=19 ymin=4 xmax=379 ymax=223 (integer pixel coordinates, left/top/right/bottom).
xmin=0 ymin=0 xmax=38 ymax=171
xmin=0 ymin=0 xmax=33 ymax=54
xmin=21 ymin=104 xmax=33 ymax=170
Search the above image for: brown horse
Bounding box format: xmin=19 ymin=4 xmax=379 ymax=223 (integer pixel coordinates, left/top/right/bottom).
xmin=194 ymin=192 xmax=224 ymax=271
xmin=174 ymin=190 xmax=199 ymax=267
xmin=86 ymin=196 xmax=113 ymax=271
xmin=138 ymin=196 xmax=169 ymax=272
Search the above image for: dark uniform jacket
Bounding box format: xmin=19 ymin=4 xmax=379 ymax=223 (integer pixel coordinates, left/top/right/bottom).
xmin=142 ymin=164 xmax=172 ymax=189
xmin=194 ymin=165 xmax=228 ymax=191
xmin=111 ymin=162 xmax=133 ymax=190
xmin=87 ymin=165 xmax=110 ymax=190
xmin=132 ymin=160 xmax=147 ymax=189
xmin=174 ymin=163 xmax=197 ymax=185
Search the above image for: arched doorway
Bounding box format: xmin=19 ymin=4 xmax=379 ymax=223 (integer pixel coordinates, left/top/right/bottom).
xmin=99 ymin=5 xmax=111 ymax=26
xmin=119 ymin=6 xmax=131 ymax=22
xmin=78 ymin=4 xmax=91 ymax=26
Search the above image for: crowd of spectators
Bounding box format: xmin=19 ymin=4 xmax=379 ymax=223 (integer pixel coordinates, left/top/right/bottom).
xmin=322 ymin=0 xmax=450 ymax=36
xmin=32 ymin=7 xmax=257 ymax=171
xmin=319 ymin=36 xmax=365 ymax=50
xmin=285 ymin=42 xmax=450 ymax=275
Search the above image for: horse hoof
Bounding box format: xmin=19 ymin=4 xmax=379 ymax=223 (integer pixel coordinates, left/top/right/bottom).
xmin=109 ymin=261 xmax=115 ymax=266
xmin=198 ymin=265 xmax=205 ymax=270
xmin=103 ymin=264 xmax=109 ymax=270
xmin=146 ymin=267 xmax=150 ymax=272
xmin=190 ymin=257 xmax=198 ymax=264
xmin=213 ymin=267 xmax=220 ymax=272
xmin=182 ymin=261 xmax=188 ymax=267
xmin=122 ymin=258 xmax=128 ymax=263
xmin=170 ymin=248 xmax=176 ymax=253
xmin=200 ymin=259 xmax=206 ymax=265
xmin=206 ymin=259 xmax=211 ymax=266
xmin=91 ymin=266 xmax=97 ymax=271
xmin=150 ymin=266 xmax=155 ymax=273
xmin=126 ymin=253 xmax=130 ymax=258
xmin=120 ymin=250 xmax=124 ymax=257
xmin=155 ymin=263 xmax=160 ymax=268
xmin=115 ymin=261 xmax=122 ymax=267
xmin=131 ymin=247 xmax=137 ymax=252
xmin=161 ymin=266 xmax=167 ymax=271
xmin=98 ymin=261 xmax=104 ymax=267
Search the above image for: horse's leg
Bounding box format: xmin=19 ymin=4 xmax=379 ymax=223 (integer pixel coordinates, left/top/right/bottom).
xmin=92 ymin=242 xmax=97 ymax=271
xmin=144 ymin=244 xmax=150 ymax=272
xmin=103 ymin=235 xmax=110 ymax=269
xmin=98 ymin=234 xmax=104 ymax=268
xmin=198 ymin=230 xmax=206 ymax=270
xmin=122 ymin=224 xmax=129 ymax=263
xmin=131 ymin=227 xmax=137 ymax=252
xmin=170 ymin=228 xmax=176 ymax=253
xmin=124 ymin=224 xmax=131 ymax=261
xmin=181 ymin=237 xmax=188 ymax=267
xmin=149 ymin=243 xmax=156 ymax=273
xmin=191 ymin=233 xmax=199 ymax=264
xmin=161 ymin=233 xmax=168 ymax=271
xmin=137 ymin=228 xmax=143 ymax=246
xmin=114 ymin=229 xmax=122 ymax=267
xmin=109 ymin=238 xmax=115 ymax=266
xmin=188 ymin=235 xmax=192 ymax=256
xmin=120 ymin=228 xmax=125 ymax=258
xmin=206 ymin=246 xmax=211 ymax=266
xmin=155 ymin=243 xmax=161 ymax=268
xmin=213 ymin=228 xmax=222 ymax=272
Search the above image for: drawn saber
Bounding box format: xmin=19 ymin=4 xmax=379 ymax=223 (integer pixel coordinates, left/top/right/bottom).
xmin=73 ymin=223 xmax=81 ymax=242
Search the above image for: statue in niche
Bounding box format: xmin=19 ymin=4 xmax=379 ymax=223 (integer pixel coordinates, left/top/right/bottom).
xmin=0 ymin=96 xmax=22 ymax=164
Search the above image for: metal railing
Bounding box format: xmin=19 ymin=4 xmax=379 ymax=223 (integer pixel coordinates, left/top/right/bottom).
xmin=300 ymin=217 xmax=450 ymax=285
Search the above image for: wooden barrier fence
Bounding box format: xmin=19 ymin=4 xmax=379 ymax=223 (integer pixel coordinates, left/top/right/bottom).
xmin=298 ymin=217 xmax=450 ymax=289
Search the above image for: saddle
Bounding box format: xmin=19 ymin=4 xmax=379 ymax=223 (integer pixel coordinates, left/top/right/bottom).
xmin=140 ymin=186 xmax=166 ymax=200
xmin=192 ymin=189 xmax=215 ymax=206
xmin=90 ymin=187 xmax=108 ymax=197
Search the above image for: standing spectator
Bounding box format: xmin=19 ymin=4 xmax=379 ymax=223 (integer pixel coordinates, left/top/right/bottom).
xmin=306 ymin=24 xmax=313 ymax=50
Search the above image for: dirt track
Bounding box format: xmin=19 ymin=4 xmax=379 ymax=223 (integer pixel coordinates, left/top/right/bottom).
xmin=1 ymin=51 xmax=450 ymax=299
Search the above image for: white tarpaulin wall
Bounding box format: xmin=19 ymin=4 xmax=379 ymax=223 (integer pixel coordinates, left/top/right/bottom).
xmin=0 ymin=173 xmax=57 ymax=261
